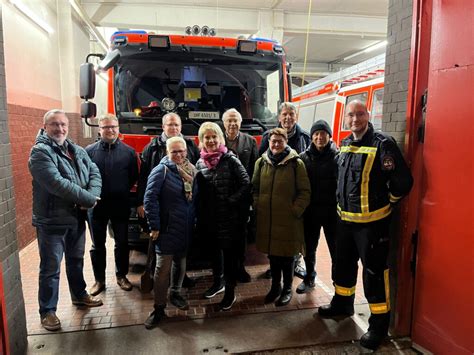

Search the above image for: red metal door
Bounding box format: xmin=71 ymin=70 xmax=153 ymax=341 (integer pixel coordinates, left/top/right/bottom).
xmin=409 ymin=1 xmax=474 ymax=353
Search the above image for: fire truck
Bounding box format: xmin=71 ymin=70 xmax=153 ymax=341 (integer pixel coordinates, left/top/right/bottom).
xmin=79 ymin=30 xmax=291 ymax=247
xmin=292 ymin=54 xmax=385 ymax=146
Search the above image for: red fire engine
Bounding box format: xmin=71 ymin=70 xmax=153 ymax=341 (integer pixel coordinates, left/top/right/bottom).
xmin=293 ymin=54 xmax=385 ymax=146
xmin=79 ymin=29 xmax=290 ymax=245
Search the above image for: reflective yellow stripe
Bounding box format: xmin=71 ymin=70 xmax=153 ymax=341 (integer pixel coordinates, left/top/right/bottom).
xmin=389 ymin=193 xmax=402 ymax=203
xmin=340 ymin=145 xmax=377 ymax=214
xmin=369 ymin=302 xmax=390 ymax=314
xmin=369 ymin=269 xmax=391 ymax=314
xmin=361 ymin=151 xmax=376 ymax=213
xmin=340 ymin=146 xmax=377 ymax=154
xmin=337 ymin=204 xmax=392 ymax=223
xmin=335 ymin=284 xmax=356 ymax=296
xmin=384 ymin=269 xmax=391 ymax=311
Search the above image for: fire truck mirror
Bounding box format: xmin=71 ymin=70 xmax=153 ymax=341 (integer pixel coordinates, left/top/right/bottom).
xmin=98 ymin=49 xmax=121 ymax=72
xmin=80 ymin=63 xmax=95 ymax=100
xmin=81 ymin=101 xmax=97 ymax=120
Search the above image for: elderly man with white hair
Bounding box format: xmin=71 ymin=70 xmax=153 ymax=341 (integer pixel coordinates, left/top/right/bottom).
xmin=222 ymin=108 xmax=258 ymax=282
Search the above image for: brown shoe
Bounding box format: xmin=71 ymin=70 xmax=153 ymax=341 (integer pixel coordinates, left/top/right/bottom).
xmin=72 ymin=294 xmax=103 ymax=307
xmin=41 ymin=312 xmax=61 ymax=331
xmin=117 ymin=277 xmax=133 ymax=291
xmin=90 ymin=281 xmax=105 ymax=296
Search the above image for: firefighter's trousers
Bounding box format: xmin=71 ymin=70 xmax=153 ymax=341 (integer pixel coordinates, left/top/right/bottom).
xmin=334 ymin=216 xmax=392 ymax=334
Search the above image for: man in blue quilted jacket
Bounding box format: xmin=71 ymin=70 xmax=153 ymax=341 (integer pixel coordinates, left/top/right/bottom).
xmin=29 ymin=109 xmax=103 ymax=332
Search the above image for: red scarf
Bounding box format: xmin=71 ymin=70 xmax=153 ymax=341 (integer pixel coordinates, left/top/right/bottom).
xmin=200 ymin=144 xmax=228 ymax=169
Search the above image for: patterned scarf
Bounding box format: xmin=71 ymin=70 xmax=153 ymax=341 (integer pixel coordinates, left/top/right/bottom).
xmin=200 ymin=144 xmax=228 ymax=170
xmin=176 ymin=159 xmax=197 ymax=201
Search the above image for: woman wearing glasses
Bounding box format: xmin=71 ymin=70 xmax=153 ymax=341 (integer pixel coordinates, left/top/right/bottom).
xmin=196 ymin=122 xmax=250 ymax=311
xmin=252 ymin=128 xmax=311 ymax=307
xmin=143 ymin=136 xmax=198 ymax=329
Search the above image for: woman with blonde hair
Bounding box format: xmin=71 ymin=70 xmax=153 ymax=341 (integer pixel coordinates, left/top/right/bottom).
xmin=196 ymin=122 xmax=250 ymax=311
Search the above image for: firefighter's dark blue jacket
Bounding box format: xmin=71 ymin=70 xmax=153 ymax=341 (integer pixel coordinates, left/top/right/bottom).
xmin=337 ymin=123 xmax=413 ymax=223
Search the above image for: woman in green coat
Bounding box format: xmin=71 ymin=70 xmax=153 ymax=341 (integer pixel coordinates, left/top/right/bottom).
xmin=252 ymin=128 xmax=311 ymax=306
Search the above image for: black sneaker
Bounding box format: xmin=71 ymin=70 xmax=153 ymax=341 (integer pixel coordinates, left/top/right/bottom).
xmin=219 ymin=294 xmax=237 ymax=311
xmin=170 ymin=292 xmax=189 ymax=310
xmin=144 ymin=308 xmax=166 ymax=330
xmin=294 ymin=264 xmax=307 ymax=280
xmin=203 ymin=282 xmax=225 ymax=299
xmin=296 ymin=279 xmax=315 ymax=294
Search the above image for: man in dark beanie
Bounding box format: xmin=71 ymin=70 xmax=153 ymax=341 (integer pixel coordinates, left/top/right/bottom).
xmin=299 ymin=120 xmax=339 ymax=293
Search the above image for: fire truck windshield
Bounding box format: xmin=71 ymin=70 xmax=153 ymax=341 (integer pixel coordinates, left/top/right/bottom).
xmin=114 ymin=50 xmax=283 ymax=127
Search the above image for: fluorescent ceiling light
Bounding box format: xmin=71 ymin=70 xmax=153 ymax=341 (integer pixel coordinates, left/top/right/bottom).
xmin=343 ymin=41 xmax=387 ymax=61
xmin=9 ymin=0 xmax=54 ymax=34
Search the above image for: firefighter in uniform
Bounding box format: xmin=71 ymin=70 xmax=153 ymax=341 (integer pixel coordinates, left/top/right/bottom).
xmin=318 ymin=100 xmax=413 ymax=350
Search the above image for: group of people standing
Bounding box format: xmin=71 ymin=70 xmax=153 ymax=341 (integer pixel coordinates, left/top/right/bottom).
xmin=29 ymin=99 xmax=412 ymax=351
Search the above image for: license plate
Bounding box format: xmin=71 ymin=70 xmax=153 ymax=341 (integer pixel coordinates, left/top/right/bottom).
xmin=188 ymin=111 xmax=220 ymax=119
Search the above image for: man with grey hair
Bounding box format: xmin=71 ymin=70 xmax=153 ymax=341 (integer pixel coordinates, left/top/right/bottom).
xmin=258 ymin=102 xmax=311 ymax=156
xmin=29 ymin=109 xmax=103 ymax=332
xmin=222 ymin=108 xmax=258 ymax=282
xmin=137 ymin=112 xmax=199 ymax=287
xmin=86 ymin=113 xmax=139 ymax=296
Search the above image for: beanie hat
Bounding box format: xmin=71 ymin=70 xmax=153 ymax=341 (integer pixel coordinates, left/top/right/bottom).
xmin=310 ymin=120 xmax=332 ymax=137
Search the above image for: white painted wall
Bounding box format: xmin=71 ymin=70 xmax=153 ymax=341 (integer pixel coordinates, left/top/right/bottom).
xmin=2 ymin=0 xmax=91 ymax=112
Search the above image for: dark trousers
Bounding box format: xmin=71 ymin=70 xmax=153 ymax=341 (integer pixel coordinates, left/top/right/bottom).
xmin=37 ymin=223 xmax=88 ymax=316
xmin=269 ymin=255 xmax=295 ymax=291
xmin=89 ymin=213 xmax=129 ymax=282
xmin=303 ymin=210 xmax=337 ymax=281
xmin=211 ymin=243 xmax=239 ymax=288
xmin=334 ymin=216 xmax=392 ymax=334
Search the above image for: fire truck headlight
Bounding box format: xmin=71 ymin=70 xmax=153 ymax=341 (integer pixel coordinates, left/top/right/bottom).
xmin=162 ymin=98 xmax=176 ymax=112
xmin=209 ymin=28 xmax=216 ymax=36
xmin=134 ymin=108 xmax=142 ymax=117
xmin=201 ymin=26 xmax=209 ymax=36
xmin=185 ymin=26 xmax=192 ymax=35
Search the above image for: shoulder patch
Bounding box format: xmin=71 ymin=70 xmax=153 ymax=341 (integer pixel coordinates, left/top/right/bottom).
xmin=382 ymin=155 xmax=395 ymax=171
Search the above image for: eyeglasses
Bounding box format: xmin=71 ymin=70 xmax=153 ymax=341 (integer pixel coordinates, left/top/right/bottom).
xmin=47 ymin=122 xmax=68 ymax=128
xmin=100 ymin=125 xmax=119 ymax=130
xmin=169 ymin=150 xmax=186 ymax=155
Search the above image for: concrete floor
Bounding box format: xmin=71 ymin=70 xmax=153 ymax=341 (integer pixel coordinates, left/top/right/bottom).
xmin=28 ymin=305 xmax=373 ymax=354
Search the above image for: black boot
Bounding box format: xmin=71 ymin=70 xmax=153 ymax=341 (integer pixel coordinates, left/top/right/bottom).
xmin=318 ymin=295 xmax=354 ymax=318
xmin=219 ymin=286 xmax=236 ymax=311
xmin=264 ymin=283 xmax=282 ymax=304
xmin=237 ymin=267 xmax=251 ymax=283
xmin=182 ymin=274 xmax=196 ymax=288
xmin=144 ymin=305 xmax=166 ymax=329
xmin=169 ymin=292 xmax=189 ymax=310
xmin=360 ymin=331 xmax=386 ymax=350
xmin=275 ymin=288 xmax=292 ymax=306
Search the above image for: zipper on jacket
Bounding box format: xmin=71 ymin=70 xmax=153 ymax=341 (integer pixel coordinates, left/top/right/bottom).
xmin=267 ymin=163 xmax=277 ymax=254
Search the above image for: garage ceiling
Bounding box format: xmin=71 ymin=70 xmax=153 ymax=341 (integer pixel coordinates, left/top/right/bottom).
xmin=78 ymin=0 xmax=389 ymax=83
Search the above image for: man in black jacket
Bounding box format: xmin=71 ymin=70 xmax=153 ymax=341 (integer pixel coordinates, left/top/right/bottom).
xmin=136 ymin=113 xmax=199 ymax=287
xmin=258 ymin=102 xmax=311 ymax=156
xmin=222 ymin=108 xmax=258 ymax=282
xmin=86 ymin=114 xmax=139 ymax=296
xmin=299 ymin=120 xmax=338 ymax=294
xmin=318 ymin=101 xmax=413 ymax=351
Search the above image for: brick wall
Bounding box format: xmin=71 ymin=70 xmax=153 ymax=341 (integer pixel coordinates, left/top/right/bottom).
xmin=382 ymin=0 xmax=413 ymax=146
xmin=382 ymin=0 xmax=413 ymax=333
xmin=8 ymin=105 xmax=95 ymax=249
xmin=0 ymin=13 xmax=27 ymax=355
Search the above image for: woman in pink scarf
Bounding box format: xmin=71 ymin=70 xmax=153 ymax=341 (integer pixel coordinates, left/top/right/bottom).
xmin=195 ymin=122 xmax=250 ymax=311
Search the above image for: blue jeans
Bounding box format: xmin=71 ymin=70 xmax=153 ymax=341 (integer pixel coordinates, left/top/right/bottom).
xmin=37 ymin=223 xmax=88 ymax=316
